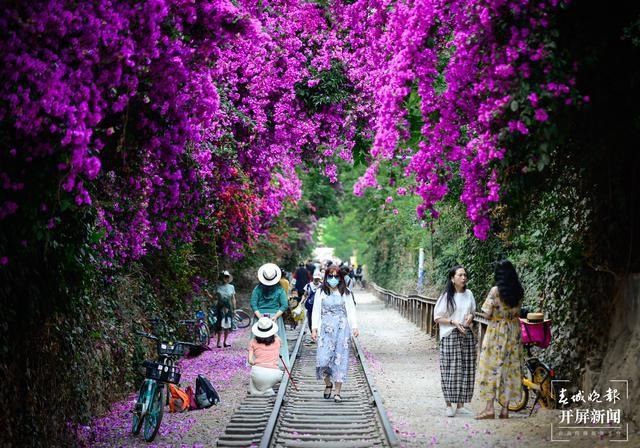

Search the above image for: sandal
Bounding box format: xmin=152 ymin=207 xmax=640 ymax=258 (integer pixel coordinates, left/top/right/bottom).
xmin=334 ymin=394 xmax=342 ymax=403
xmin=499 ymin=412 xmax=509 ymax=419
xmin=474 ymin=410 xmax=495 ymax=420
xmin=323 ymin=383 xmax=333 ymax=399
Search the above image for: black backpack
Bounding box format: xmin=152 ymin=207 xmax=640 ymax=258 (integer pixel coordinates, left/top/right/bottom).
xmin=195 ymin=374 xmax=220 ymax=408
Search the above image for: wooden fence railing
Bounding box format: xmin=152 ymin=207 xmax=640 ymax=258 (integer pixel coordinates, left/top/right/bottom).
xmin=372 ymin=283 xmax=490 ymax=348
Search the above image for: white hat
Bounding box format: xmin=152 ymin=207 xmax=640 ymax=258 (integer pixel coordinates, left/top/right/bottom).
xmin=257 ymin=263 xmax=282 ymax=286
xmin=221 ymin=270 xmax=233 ymax=282
xmin=313 ymin=272 xmax=322 ymax=279
xmin=252 ymin=316 xmax=279 ymax=338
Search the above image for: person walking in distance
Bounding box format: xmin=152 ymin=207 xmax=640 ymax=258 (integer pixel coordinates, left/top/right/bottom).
xmin=354 ymin=264 xmax=364 ymax=288
xmin=434 ymin=265 xmax=476 ymax=417
xmin=311 ymin=265 xmax=359 ymax=403
xmin=301 ymin=272 xmax=323 ymax=335
xmin=294 ymin=262 xmax=311 ymax=299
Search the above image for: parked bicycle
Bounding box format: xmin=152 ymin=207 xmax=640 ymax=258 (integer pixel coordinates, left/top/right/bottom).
xmin=179 ymin=310 xmax=210 ymax=348
xmin=132 ymin=327 xmax=199 ymax=442
xmin=499 ymin=313 xmax=556 ymax=415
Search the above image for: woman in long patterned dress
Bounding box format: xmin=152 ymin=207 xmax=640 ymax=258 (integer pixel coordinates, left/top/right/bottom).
xmin=215 ymin=270 xmax=236 ymax=348
xmin=475 ymin=260 xmax=524 ymax=419
xmin=311 ymin=265 xmax=359 ymax=403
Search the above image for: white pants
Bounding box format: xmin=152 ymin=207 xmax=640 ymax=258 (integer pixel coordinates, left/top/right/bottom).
xmin=249 ymin=366 xmax=283 ymax=396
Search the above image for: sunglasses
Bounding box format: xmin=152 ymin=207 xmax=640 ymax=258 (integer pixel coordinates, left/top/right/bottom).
xmin=327 ymin=274 xmax=340 ymax=279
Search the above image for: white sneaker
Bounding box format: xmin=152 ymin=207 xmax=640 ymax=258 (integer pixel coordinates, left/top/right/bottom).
xmin=456 ymin=407 xmax=473 ymax=416
xmin=445 ymin=407 xmax=455 ymax=417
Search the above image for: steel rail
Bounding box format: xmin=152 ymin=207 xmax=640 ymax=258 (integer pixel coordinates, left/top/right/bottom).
xmin=258 ymin=325 xmax=307 ymax=448
xmin=352 ymin=336 xmax=399 ymax=447
xmin=258 ymin=330 xmax=399 ymax=447
xmin=216 ymin=326 xmax=305 ymax=448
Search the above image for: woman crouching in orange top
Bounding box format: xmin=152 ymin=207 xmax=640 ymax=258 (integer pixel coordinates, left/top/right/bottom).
xmin=248 ymin=317 xmax=284 ymax=396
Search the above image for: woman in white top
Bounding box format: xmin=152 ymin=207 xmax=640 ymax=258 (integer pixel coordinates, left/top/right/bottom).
xmin=311 ymin=266 xmax=359 ymax=403
xmin=434 ymin=265 xmax=476 ymax=417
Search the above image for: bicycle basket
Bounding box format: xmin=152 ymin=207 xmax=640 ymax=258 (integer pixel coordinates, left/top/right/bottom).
xmin=157 ymin=341 xmax=186 ymax=357
xmin=520 ymin=318 xmax=552 ymax=348
xmin=144 ymin=361 xmax=181 ymax=384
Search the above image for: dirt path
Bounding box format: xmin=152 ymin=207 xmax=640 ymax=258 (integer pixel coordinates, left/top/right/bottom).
xmin=354 ymin=289 xmax=638 ymax=448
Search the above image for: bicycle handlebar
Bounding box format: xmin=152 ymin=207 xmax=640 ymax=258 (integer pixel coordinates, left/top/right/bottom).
xmin=135 ymin=329 xmax=202 ymax=351
xmin=135 ymin=330 xmax=158 ymax=341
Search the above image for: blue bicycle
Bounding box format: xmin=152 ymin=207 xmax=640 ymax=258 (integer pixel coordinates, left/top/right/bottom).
xmin=132 ymin=328 xmax=199 ymax=442
xmin=179 ymin=310 xmax=211 ymax=348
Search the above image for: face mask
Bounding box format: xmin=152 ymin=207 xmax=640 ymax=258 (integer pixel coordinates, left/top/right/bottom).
xmin=327 ymin=277 xmax=339 ymax=288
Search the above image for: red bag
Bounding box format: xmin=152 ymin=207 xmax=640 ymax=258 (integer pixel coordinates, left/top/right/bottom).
xmin=519 ymin=318 xmax=552 ymax=348
xmin=185 ymin=386 xmax=198 ymax=411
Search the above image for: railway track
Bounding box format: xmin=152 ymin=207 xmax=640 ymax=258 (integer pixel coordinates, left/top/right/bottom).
xmin=217 ymin=326 xmax=398 ymax=447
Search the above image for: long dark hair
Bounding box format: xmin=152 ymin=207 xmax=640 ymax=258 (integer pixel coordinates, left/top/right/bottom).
xmin=321 ymin=266 xmax=347 ymax=296
xmin=255 ymin=335 xmax=276 ymax=345
xmin=494 ymin=260 xmax=524 ymax=308
xmin=442 ymin=265 xmax=466 ymax=315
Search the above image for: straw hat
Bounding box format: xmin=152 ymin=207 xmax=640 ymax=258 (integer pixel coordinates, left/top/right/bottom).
xmin=257 ymin=263 xmax=281 ymax=286
xmin=252 ymin=316 xmax=279 ymax=338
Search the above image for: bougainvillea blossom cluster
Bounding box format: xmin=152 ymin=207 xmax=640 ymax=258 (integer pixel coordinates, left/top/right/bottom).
xmin=1 ymin=0 xmax=579 ymax=263
xmin=0 ymin=0 xmax=359 ymax=261
xmin=336 ymin=0 xmax=577 ymax=238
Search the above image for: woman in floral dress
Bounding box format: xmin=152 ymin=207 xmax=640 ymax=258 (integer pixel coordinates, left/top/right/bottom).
xmin=311 ymin=265 xmax=359 ymax=403
xmin=475 ymin=260 xmax=525 ymax=419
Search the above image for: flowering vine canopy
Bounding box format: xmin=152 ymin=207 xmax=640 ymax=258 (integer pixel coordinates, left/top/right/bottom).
xmin=0 ymin=0 xmax=583 ymax=263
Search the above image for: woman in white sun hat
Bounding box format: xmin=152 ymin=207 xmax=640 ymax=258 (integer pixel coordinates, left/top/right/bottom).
xmin=250 ymin=263 xmax=290 ymax=367
xmin=247 ymin=317 xmax=284 ymax=395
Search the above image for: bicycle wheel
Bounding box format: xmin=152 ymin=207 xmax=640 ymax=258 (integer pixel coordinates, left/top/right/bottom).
xmin=498 ymin=366 xmax=530 ymax=412
xmin=198 ymin=322 xmax=211 ymax=347
xmin=533 ymin=366 xmax=556 ymax=409
xmin=131 ymin=381 xmax=148 ymax=435
xmin=503 ymin=384 xmax=529 ymax=412
xmin=234 ymin=309 xmax=251 ymax=328
xmin=143 ymin=384 xmax=164 ymax=442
